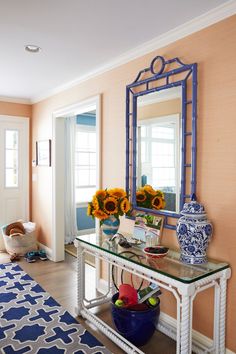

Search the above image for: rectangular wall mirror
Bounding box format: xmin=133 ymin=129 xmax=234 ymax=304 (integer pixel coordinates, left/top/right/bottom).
xmin=126 ymin=56 xmax=197 ymax=229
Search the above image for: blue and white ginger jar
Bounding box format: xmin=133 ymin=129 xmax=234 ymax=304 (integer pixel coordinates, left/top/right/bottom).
xmin=176 ymin=194 xmax=213 ymax=264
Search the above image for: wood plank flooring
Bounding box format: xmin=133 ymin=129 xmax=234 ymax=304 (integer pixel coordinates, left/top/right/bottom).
xmin=0 ymin=251 xmax=176 ymax=354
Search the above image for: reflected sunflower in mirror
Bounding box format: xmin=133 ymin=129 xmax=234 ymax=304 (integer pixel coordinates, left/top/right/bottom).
xmin=136 ymin=185 xmax=165 ymax=210
xmin=87 ymin=188 xmax=132 ymax=224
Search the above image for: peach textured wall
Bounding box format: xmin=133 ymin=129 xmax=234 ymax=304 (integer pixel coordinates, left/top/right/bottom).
xmin=31 ymin=15 xmax=236 ymax=351
xmin=138 ymin=98 xmax=181 ymax=120
xmin=0 ymin=101 xmax=31 ymax=118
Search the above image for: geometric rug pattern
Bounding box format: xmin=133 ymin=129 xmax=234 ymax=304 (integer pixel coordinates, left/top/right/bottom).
xmin=0 ymin=263 xmax=111 ymax=354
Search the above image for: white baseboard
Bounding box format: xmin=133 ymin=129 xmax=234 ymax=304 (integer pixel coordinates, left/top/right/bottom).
xmin=37 ymin=242 xmax=53 ymax=261
xmin=77 ymin=228 xmax=95 ymax=236
xmin=97 ymin=278 xmax=108 ymax=295
xmin=158 ymin=312 xmax=235 ymax=354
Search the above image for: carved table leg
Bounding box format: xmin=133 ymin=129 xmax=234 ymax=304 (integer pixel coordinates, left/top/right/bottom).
xmin=76 ymin=243 xmax=84 ymax=316
xmin=219 ymin=268 xmax=231 ymax=354
xmin=213 ymin=282 xmax=221 ymax=353
xmin=178 ymin=283 xmax=195 ymax=354
xmin=180 ymin=294 xmax=191 ymax=354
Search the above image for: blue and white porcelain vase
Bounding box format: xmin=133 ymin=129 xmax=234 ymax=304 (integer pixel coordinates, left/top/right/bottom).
xmin=101 ymin=216 xmax=120 ymax=238
xmin=176 ymin=194 xmax=213 ymax=264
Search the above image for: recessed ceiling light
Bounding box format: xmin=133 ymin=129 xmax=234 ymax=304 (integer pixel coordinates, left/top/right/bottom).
xmin=24 ymin=45 xmax=41 ymax=53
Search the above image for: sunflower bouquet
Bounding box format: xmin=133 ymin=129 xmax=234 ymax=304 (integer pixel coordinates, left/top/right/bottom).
xmin=87 ymin=188 xmax=131 ymax=224
xmin=136 ymin=185 xmax=165 ymax=210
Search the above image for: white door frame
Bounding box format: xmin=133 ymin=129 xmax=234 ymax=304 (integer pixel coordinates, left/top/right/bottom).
xmin=52 ymin=95 xmax=101 ymax=262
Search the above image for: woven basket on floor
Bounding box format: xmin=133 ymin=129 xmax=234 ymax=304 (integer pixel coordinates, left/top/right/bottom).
xmin=1 ymin=225 xmax=37 ymax=256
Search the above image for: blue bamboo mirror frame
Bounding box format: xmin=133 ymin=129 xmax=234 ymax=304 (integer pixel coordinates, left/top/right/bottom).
xmin=125 ymin=55 xmax=198 ymax=229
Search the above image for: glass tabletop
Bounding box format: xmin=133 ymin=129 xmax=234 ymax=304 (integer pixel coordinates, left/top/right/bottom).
xmin=76 ymin=234 xmax=229 ymax=284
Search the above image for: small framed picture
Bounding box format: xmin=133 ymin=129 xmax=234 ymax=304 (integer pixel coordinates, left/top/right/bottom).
xmin=133 ymin=212 xmax=164 ymax=245
xmin=36 ymin=140 xmax=51 ymax=166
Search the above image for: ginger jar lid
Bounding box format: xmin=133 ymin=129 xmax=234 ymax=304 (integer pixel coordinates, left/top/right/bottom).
xmin=181 ymin=194 xmax=206 ymax=216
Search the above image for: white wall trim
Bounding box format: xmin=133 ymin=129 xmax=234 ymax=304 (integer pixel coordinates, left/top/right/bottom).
xmin=0 ymin=96 xmax=31 ymax=104
xmin=0 ymin=115 xmax=29 ymax=123
xmin=97 ymin=278 xmax=108 ymax=295
xmin=52 ymin=95 xmax=101 ymax=262
xmin=76 ymin=202 xmax=90 ymax=208
xmin=32 ymin=0 xmax=236 ymax=104
xmin=158 ymin=311 xmax=235 ymax=354
xmin=37 ymin=242 xmax=53 ymax=261
xmin=77 ymin=228 xmax=95 ymax=236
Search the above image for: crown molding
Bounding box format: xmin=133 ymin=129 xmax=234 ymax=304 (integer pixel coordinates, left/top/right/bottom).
xmin=32 ymin=0 xmax=236 ymax=104
xmin=0 ymin=96 xmax=31 ymax=104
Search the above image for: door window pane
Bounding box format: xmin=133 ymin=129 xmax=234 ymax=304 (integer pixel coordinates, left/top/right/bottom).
xmin=5 ymin=130 xmax=18 ymax=149
xmin=5 ymin=150 xmax=18 ymax=168
xmin=5 ymin=130 xmax=18 ymax=188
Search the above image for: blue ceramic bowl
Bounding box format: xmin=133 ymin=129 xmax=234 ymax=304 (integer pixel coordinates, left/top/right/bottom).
xmin=111 ymin=293 xmax=160 ymax=346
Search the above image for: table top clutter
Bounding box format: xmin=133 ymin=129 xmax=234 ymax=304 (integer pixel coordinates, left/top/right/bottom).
xmin=76 ymin=233 xmax=229 ymax=284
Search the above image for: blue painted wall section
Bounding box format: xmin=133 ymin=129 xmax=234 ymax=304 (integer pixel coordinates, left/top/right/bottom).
xmin=76 ymin=113 xmax=96 ymax=126
xmin=76 ymin=206 xmax=95 ymax=231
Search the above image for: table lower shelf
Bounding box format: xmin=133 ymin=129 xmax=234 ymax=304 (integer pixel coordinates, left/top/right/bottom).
xmin=76 ymin=300 xmax=216 ymax=354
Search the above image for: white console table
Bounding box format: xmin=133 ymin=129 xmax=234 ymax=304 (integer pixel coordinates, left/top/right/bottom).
xmin=74 ymin=234 xmax=231 ymax=354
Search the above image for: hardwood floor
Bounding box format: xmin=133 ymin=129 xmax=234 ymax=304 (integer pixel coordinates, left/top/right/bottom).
xmin=0 ymin=251 xmax=176 ymax=354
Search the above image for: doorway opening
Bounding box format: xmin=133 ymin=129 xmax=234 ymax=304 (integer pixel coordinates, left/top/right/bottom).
xmin=65 ymin=108 xmax=98 ymax=265
xmin=52 ymin=96 xmax=101 ymax=268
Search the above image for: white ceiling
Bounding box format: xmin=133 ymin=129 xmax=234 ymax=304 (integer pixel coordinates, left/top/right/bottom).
xmin=0 ymin=0 xmax=234 ymax=103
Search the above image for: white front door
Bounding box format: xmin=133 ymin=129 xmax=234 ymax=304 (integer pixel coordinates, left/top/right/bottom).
xmin=0 ymin=116 xmax=29 ymax=250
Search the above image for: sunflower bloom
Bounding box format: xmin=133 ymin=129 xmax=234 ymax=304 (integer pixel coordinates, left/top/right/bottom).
xmin=88 ymin=187 xmax=132 ymax=224
xmin=107 ymin=188 xmax=127 ymax=199
xmin=161 ymin=199 xmax=166 ymax=209
xmin=87 ymin=203 xmax=93 ymax=216
xmin=143 ymin=185 xmax=156 ymax=196
xmin=104 ymin=197 xmax=118 ymax=215
xmin=120 ymin=198 xmax=131 ymax=213
xmin=95 ymin=189 xmax=107 ymax=199
xmin=151 ymin=196 xmax=163 ymax=210
xmin=93 ymin=209 xmax=108 ymax=220
xmin=136 ymin=191 xmax=146 ymax=202
xmin=92 ymin=196 xmax=99 ymax=210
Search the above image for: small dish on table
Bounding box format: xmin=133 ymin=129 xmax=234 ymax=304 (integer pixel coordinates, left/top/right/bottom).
xmin=143 ymin=246 xmax=169 ymax=259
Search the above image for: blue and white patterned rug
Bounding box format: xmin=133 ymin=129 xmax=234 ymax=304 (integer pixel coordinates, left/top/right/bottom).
xmin=0 ymin=263 xmax=111 ymax=354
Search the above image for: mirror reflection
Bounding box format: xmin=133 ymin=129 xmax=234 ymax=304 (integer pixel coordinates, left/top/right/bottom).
xmin=136 ymin=86 xmax=182 ymax=213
